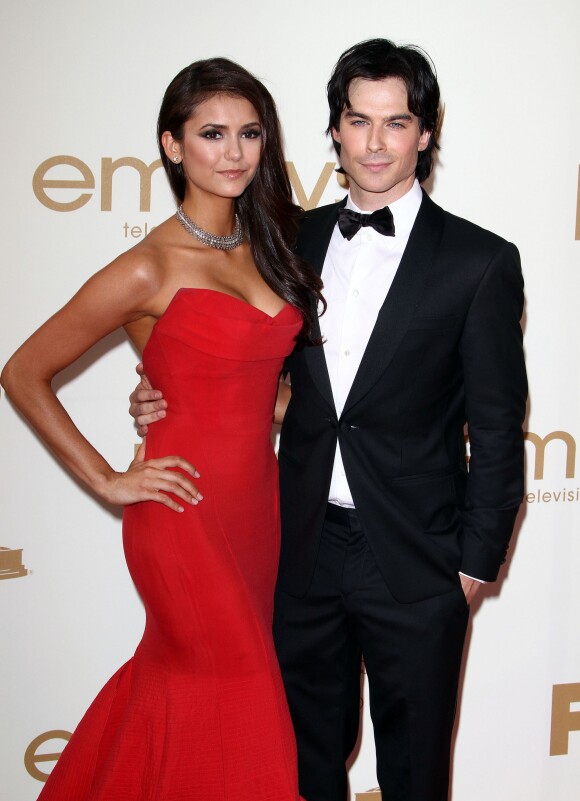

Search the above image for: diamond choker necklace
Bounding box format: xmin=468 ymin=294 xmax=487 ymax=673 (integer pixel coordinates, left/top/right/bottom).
xmin=175 ymin=205 xmax=244 ymax=251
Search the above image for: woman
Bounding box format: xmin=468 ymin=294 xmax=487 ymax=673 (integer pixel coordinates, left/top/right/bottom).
xmin=1 ymin=58 xmax=322 ymax=800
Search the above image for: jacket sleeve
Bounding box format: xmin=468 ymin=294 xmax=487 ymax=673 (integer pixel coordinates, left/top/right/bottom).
xmin=459 ymin=241 xmax=527 ymax=580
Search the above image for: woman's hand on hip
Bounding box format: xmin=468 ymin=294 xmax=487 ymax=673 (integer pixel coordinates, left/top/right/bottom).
xmin=101 ymin=442 xmax=202 ymax=512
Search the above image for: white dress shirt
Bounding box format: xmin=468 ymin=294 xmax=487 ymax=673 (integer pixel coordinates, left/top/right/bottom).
xmin=320 ymin=180 xmax=423 ymax=507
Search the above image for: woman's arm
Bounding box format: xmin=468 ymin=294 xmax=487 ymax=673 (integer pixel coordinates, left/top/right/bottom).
xmin=1 ymin=251 xmax=200 ymax=512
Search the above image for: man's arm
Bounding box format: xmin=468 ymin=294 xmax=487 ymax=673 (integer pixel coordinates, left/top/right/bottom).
xmin=130 ymin=366 xmax=293 ymax=432
xmin=274 ymin=379 xmax=291 ymax=426
xmin=460 ymin=241 xmax=527 ymax=581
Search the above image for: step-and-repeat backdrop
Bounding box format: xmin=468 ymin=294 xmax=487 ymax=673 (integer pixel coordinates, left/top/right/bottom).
xmin=1 ymin=1 xmax=579 ymax=799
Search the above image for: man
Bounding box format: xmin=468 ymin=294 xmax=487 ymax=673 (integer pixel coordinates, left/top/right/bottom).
xmin=131 ymin=39 xmax=527 ymax=801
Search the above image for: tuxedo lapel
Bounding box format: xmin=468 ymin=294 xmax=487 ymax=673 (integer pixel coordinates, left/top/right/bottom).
xmin=342 ymin=192 xmax=446 ymax=416
xmin=296 ymin=199 xmax=347 ymax=411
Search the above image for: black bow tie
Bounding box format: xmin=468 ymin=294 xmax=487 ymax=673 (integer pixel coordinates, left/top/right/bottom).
xmin=337 ymin=206 xmax=395 ymax=240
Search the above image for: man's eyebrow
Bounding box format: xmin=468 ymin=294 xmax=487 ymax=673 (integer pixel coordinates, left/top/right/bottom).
xmin=344 ymin=110 xmax=413 ymax=122
xmin=344 ymin=109 xmax=371 ymax=121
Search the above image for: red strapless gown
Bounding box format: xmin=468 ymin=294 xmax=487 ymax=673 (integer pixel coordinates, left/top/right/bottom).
xmin=38 ymin=289 xmax=304 ymax=801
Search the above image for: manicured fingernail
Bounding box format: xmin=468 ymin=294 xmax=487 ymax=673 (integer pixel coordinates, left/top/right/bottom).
xmin=178 ymin=506 xmax=184 ymax=513
xmin=197 ymin=493 xmax=204 ymax=501
xmin=194 ymin=470 xmax=200 ymax=478
xmin=158 ymin=410 xmax=166 ymax=418
xmin=154 ymin=391 xmax=162 ymax=399
xmin=191 ymin=497 xmax=199 ymax=505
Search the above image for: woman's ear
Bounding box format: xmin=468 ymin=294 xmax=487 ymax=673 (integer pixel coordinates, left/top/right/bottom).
xmin=161 ymin=131 xmax=182 ymax=163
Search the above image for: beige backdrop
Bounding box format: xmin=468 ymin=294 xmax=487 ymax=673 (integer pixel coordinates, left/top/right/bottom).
xmin=1 ymin=1 xmax=579 ymax=799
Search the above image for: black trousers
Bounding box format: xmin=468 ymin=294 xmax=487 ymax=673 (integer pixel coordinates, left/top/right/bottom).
xmin=273 ymin=505 xmax=469 ymax=801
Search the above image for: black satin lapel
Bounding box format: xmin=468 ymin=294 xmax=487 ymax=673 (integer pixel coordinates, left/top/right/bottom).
xmin=296 ymin=197 xmax=347 ymax=276
xmin=342 ymin=193 xmax=446 ymax=415
xmin=298 ymin=199 xmax=347 ymax=411
xmin=303 ymin=325 xmax=335 ymax=409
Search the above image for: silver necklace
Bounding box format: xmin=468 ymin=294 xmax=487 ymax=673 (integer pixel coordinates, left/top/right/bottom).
xmin=176 ymin=205 xmax=243 ymax=251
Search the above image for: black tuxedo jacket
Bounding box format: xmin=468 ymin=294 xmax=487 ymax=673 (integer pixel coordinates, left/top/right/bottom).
xmin=277 ymin=191 xmax=527 ymax=603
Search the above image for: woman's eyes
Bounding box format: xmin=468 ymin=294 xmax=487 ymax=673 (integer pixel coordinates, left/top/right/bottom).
xmin=200 ymin=128 xmax=262 ymax=140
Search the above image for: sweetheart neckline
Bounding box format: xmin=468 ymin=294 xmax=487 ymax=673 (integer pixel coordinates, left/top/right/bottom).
xmin=173 ymin=287 xmax=290 ymax=320
xmin=141 ymin=288 xmax=295 ymax=361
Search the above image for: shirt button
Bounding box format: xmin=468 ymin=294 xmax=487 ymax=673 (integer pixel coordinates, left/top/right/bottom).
xmin=344 ymin=349 xmax=351 ymax=357
xmin=352 ymin=289 xmax=359 ymax=297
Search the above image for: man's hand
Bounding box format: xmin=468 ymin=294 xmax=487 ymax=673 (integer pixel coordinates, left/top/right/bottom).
xmin=460 ymin=574 xmax=482 ymax=604
xmin=129 ymin=363 xmax=168 ymax=436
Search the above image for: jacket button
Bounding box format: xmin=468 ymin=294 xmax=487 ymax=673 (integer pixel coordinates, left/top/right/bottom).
xmin=328 ymin=417 xmax=338 ymax=429
xmin=341 ymin=422 xmax=352 ymax=433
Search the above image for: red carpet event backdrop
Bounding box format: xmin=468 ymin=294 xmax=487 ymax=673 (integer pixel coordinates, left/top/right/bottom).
xmin=1 ymin=1 xmax=579 ymax=799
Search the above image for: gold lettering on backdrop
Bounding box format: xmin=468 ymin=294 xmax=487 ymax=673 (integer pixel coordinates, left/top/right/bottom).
xmin=32 ymin=156 xmax=95 ymax=212
xmin=524 ymin=431 xmax=576 ymax=480
xmin=286 ymin=162 xmax=336 ymax=210
xmin=576 ymin=166 xmax=580 ymax=240
xmin=100 ymin=157 xmax=163 ymax=212
xmin=0 ymin=546 xmax=28 ymax=579
xmin=24 ymin=730 xmax=72 ymax=781
xmin=550 ymin=683 xmax=580 ymax=755
xmin=33 ymin=156 xmax=338 ymax=213
xmin=525 ymin=487 xmax=580 ymax=504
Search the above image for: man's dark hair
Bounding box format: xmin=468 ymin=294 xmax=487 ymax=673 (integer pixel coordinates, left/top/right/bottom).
xmin=326 ymin=38 xmax=441 ymax=183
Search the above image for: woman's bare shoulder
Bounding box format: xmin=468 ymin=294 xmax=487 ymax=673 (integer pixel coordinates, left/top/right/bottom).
xmin=105 ymin=216 xmax=178 ymax=298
